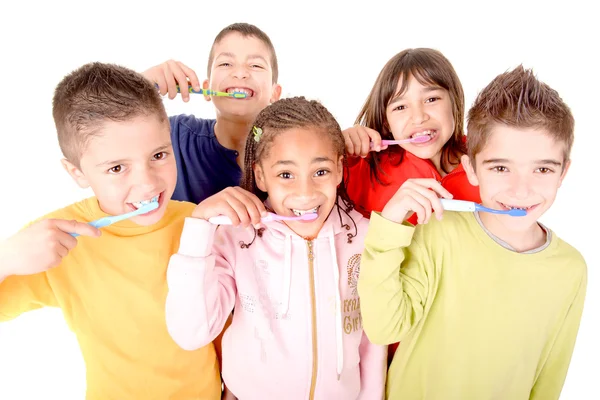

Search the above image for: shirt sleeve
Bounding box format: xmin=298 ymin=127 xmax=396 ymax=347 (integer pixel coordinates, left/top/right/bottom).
xmin=0 ymin=272 xmax=58 ymax=321
xmin=530 ymin=264 xmax=588 ymax=400
xmin=357 ymin=212 xmax=439 ymax=345
xmin=165 ymin=218 xmax=237 ymax=351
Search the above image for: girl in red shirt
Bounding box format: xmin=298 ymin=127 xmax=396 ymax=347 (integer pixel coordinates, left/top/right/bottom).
xmin=344 ymin=48 xmax=481 ymax=362
xmin=344 ymin=48 xmax=480 ymax=224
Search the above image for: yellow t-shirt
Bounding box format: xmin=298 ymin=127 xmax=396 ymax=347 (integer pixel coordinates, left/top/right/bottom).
xmin=0 ymin=197 xmax=220 ymax=399
xmin=358 ymin=211 xmax=587 ymax=400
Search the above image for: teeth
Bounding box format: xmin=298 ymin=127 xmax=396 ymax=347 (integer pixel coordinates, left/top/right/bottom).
xmin=227 ymin=87 xmax=253 ymax=96
xmin=411 ymin=130 xmax=434 ymax=138
xmin=292 ymin=206 xmax=318 ymax=216
xmin=503 ymin=204 xmax=531 ymax=210
xmin=132 ymin=195 xmax=159 ymax=209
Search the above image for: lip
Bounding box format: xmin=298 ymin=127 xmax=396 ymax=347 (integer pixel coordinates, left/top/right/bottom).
xmin=498 ymin=201 xmax=539 ymax=213
xmin=406 ymin=129 xmax=438 ymax=146
xmin=223 ymin=86 xmax=255 ymax=99
xmin=126 ymin=191 xmax=165 ymax=216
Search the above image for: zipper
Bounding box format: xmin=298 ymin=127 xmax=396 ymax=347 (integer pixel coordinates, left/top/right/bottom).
xmin=306 ymin=240 xmax=318 ymax=400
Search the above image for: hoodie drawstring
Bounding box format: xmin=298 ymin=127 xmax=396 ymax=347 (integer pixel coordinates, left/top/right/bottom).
xmin=281 ymin=234 xmax=292 ymax=317
xmin=329 ymin=235 xmax=344 ymax=380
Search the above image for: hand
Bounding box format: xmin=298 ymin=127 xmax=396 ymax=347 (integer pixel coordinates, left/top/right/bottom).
xmin=343 ymin=125 xmax=388 ymax=157
xmin=0 ymin=219 xmax=101 ymax=278
xmin=192 ymin=187 xmax=267 ymax=228
xmin=381 ymin=179 xmax=453 ymax=224
xmin=142 ymin=59 xmax=201 ymax=102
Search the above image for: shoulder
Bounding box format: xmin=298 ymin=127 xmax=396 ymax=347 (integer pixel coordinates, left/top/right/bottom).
xmin=552 ymin=234 xmax=587 ymax=274
xmin=27 ymin=197 xmax=96 ymax=226
xmin=169 ymin=114 xmax=216 ymax=138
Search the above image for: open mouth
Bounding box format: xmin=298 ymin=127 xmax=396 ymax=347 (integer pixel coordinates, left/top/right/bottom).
xmin=410 ymin=129 xmax=436 ymax=141
xmin=498 ymin=202 xmax=537 ymax=213
xmin=226 ymin=87 xmax=254 ymax=98
xmin=291 ymin=206 xmax=320 ymax=217
xmin=127 ymin=193 xmax=162 ymax=211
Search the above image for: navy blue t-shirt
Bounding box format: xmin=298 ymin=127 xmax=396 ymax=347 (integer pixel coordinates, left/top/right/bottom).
xmin=169 ymin=114 xmax=242 ymax=204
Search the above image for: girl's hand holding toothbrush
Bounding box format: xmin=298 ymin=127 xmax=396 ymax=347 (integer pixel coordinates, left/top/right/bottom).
xmin=192 ymin=187 xmax=267 ymax=229
xmin=343 ymin=125 xmax=387 ymax=157
xmin=382 ymin=178 xmax=453 ymax=225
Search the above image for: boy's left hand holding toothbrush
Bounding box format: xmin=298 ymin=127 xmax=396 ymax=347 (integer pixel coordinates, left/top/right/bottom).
xmin=0 ymin=219 xmax=100 ymax=282
xmin=382 ymin=178 xmax=453 ymax=225
xmin=192 ymin=187 xmax=267 ymax=228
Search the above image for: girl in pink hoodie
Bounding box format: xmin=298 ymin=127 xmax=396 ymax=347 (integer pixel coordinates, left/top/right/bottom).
xmin=165 ymin=97 xmax=387 ymax=400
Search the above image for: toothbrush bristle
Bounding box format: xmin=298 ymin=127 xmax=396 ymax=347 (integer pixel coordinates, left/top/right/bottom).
xmin=232 ymin=92 xmax=247 ymax=98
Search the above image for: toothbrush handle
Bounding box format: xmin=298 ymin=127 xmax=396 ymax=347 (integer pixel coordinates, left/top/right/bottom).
xmin=70 ymin=218 xmax=112 ymax=237
xmin=439 ymin=199 xmax=476 ymax=212
xmin=208 ymin=215 xmax=233 ymax=225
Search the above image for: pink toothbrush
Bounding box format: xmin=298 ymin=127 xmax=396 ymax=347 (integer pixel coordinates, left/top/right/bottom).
xmin=208 ymin=212 xmax=319 ymax=225
xmin=370 ymin=135 xmax=431 ymax=148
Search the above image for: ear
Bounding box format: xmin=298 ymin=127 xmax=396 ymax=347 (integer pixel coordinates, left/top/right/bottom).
xmin=558 ymin=159 xmax=571 ymax=187
xmin=270 ymin=83 xmax=282 ymax=104
xmin=202 ymin=79 xmax=211 ymax=102
xmin=253 ymin=162 xmax=267 ymax=192
xmin=61 ymin=158 xmax=90 ymax=189
xmin=336 ymin=155 xmax=344 ymax=185
xmin=461 ymin=154 xmax=479 ymax=187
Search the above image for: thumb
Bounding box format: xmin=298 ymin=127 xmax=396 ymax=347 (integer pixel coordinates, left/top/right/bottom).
xmin=54 ymin=219 xmax=102 ymax=238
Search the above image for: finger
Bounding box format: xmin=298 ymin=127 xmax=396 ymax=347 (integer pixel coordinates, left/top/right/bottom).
xmin=221 ymin=194 xmax=253 ymax=227
xmin=406 ymin=179 xmax=453 ymax=199
xmin=348 ymin=129 xmax=364 ymax=158
xmin=365 ymin=127 xmax=383 ymax=152
xmin=356 ymin=127 xmax=372 ymax=157
xmin=169 ymin=60 xmax=191 ymax=102
xmin=153 ymin=72 xmax=168 ymax=96
xmin=177 ymin=61 xmax=201 ymax=92
xmin=54 ymin=242 xmax=69 ymax=259
xmin=54 ymin=219 xmax=101 ymax=238
xmin=163 ymin=62 xmax=178 ymax=100
xmin=405 ymin=184 xmax=444 ymax=222
xmin=343 ymin=133 xmax=356 ymax=156
xmin=231 ymin=189 xmax=266 ymax=227
xmin=404 ymin=190 xmax=432 ymax=225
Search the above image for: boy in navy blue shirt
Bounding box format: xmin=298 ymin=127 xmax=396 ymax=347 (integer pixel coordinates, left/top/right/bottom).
xmin=143 ymin=23 xmax=282 ymax=204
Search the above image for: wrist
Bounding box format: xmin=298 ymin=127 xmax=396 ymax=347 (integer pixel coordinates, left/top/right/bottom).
xmin=381 ymin=206 xmax=410 ymax=224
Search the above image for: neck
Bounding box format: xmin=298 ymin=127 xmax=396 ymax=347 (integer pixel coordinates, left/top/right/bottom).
xmin=478 ymin=212 xmax=547 ymax=252
xmin=214 ymin=117 xmax=251 ymax=167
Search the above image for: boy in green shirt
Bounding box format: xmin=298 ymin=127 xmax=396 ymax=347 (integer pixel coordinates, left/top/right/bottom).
xmin=358 ymin=65 xmax=586 ymax=400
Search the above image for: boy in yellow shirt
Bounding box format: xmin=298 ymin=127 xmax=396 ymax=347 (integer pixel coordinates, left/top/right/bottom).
xmin=0 ymin=62 xmax=220 ymax=399
xmin=358 ymin=65 xmax=587 ymax=399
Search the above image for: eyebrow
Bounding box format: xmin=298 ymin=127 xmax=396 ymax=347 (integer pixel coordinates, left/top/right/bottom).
xmin=271 ymin=156 xmax=334 ymax=168
xmin=215 ymin=52 xmax=269 ymax=64
xmin=96 ymin=142 xmax=171 ymax=167
xmin=390 ymin=85 xmax=442 ymax=103
xmin=482 ymin=158 xmax=563 ymax=167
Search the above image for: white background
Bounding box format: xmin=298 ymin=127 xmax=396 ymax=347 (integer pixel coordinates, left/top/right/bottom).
xmin=0 ymin=0 xmax=597 ymax=398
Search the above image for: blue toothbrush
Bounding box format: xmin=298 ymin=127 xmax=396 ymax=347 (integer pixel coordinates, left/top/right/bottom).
xmin=70 ymin=201 xmax=159 ymax=237
xmin=440 ymin=199 xmax=527 ymax=217
xmin=154 ymin=83 xmax=247 ymax=98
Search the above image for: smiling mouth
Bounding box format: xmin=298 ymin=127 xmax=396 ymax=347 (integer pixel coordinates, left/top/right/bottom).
xmin=291 ymin=206 xmax=320 ymax=216
xmin=498 ymin=202 xmax=537 ymax=212
xmin=410 ymin=129 xmax=436 ymax=140
xmin=128 ymin=194 xmax=160 ymax=210
xmin=226 ymin=87 xmax=254 ymax=97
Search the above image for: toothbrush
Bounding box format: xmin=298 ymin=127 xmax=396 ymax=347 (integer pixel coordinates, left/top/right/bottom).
xmin=209 ymin=212 xmax=319 ymax=225
xmin=154 ymin=83 xmax=247 ymax=98
xmin=370 ymin=135 xmax=431 ymax=148
xmin=70 ymin=200 xmax=160 ymax=237
xmin=440 ymin=199 xmax=527 ymax=217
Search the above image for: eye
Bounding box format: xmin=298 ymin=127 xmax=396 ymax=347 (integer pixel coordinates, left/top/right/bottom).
xmin=153 ymin=151 xmax=168 ymax=160
xmin=278 ymin=172 xmax=293 ymax=179
xmin=218 ymin=62 xmax=231 ymax=67
xmin=251 ymin=64 xmax=264 ymax=69
xmin=491 ymin=166 xmax=508 ymax=173
xmin=425 ymin=97 xmax=440 ymax=103
xmin=392 ymin=104 xmax=406 ymax=111
xmin=537 ymin=167 xmax=553 ymax=174
xmin=108 ymin=165 xmax=124 ymax=174
xmin=315 ymin=169 xmax=329 ymax=177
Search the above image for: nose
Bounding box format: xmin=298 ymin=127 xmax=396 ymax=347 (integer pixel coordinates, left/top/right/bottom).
xmin=411 ymin=103 xmax=429 ymax=125
xmin=133 ymin=165 xmax=160 ymax=193
xmin=508 ymin=173 xmax=532 ymax=199
xmin=232 ymin=64 xmax=249 ymax=80
xmin=295 ymin=176 xmax=317 ymax=200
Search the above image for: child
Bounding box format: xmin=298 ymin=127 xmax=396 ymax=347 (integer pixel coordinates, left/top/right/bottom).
xmin=357 ymin=66 xmax=587 ymax=399
xmin=165 ymin=97 xmax=387 ymax=399
xmin=344 ymin=48 xmax=480 ymax=220
xmin=143 ymin=22 xmax=282 ymax=204
xmin=0 ymin=63 xmax=221 ymax=399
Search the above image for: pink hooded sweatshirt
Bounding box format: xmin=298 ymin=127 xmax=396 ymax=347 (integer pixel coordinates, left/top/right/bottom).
xmin=166 ymin=204 xmax=386 ymax=400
